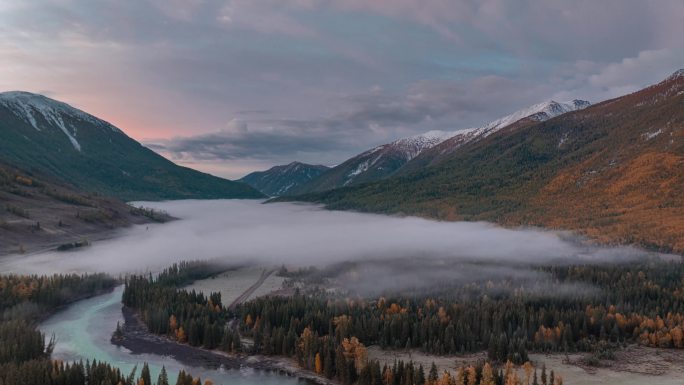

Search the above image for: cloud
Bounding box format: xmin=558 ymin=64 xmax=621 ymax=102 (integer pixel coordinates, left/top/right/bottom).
xmin=0 ymin=200 xmax=662 ymax=277
xmin=149 ymin=75 xmax=556 ymax=168
xmin=2 ymin=0 xmax=684 ymax=177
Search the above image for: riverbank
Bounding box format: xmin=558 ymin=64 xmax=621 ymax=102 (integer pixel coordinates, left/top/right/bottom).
xmin=113 ymin=306 xmax=337 ymax=385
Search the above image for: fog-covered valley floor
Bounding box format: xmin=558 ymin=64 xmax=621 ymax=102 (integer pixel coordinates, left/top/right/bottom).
xmin=0 ymin=199 xmax=672 ymax=277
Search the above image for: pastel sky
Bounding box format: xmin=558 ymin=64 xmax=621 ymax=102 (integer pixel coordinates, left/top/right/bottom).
xmin=2 ymin=1 xmax=684 ymax=179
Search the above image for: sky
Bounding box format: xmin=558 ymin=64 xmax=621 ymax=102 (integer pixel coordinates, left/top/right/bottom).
xmin=1 ymin=0 xmax=684 ymax=179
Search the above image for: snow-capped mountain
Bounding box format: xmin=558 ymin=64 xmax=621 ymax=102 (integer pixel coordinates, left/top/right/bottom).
xmin=442 ymin=99 xmax=591 ymax=148
xmin=287 ymin=130 xmax=459 ymax=195
xmin=291 ymin=99 xmax=590 ymax=195
xmin=281 ymin=70 xmax=684 ymax=254
xmin=0 ymin=91 xmax=123 ymax=152
xmin=240 ymin=161 xmax=329 ymax=196
xmin=402 ymin=99 xmax=591 ymax=172
xmin=0 ymin=91 xmax=263 ymax=200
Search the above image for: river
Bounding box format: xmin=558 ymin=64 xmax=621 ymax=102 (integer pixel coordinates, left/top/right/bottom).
xmin=39 ymin=285 xmax=304 ymax=385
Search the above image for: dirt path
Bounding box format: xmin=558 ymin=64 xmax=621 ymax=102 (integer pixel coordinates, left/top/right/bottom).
xmin=228 ymin=269 xmax=274 ymax=310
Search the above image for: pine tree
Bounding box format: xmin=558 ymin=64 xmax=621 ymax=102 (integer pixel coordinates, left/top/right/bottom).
xmin=157 ymin=366 xmax=169 ymax=385
xmin=141 ymin=363 xmax=151 ymax=385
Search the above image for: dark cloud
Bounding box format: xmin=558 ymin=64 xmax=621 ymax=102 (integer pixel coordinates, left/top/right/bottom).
xmin=149 ymin=75 xmax=552 ymax=164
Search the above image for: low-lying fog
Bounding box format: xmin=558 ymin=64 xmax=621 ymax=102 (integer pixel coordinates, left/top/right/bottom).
xmin=0 ymin=199 xmax=670 ymax=276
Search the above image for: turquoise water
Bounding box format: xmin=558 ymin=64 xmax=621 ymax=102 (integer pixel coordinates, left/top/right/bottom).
xmin=39 ymin=286 xmax=303 ymax=385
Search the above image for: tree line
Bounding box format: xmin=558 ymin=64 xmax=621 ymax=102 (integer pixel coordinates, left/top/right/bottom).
xmin=241 ymin=260 xmax=684 ymax=365
xmin=121 ymin=262 xmax=568 ymax=385
xmin=121 ymin=262 xmax=241 ymax=351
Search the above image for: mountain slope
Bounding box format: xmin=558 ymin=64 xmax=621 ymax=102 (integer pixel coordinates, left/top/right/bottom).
xmin=0 ymin=160 xmax=167 ymax=255
xmin=289 ymin=131 xmax=456 ymax=194
xmin=401 ymin=100 xmax=590 ymax=173
xmin=0 ymin=91 xmax=264 ymax=201
xmin=281 ymin=70 xmax=684 ymax=253
xmin=239 ymin=162 xmax=329 ymax=196
xmin=291 ymin=100 xmax=589 ymax=195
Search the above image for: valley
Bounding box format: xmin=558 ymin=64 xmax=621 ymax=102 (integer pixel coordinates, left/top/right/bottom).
xmin=3 ymin=3 xmax=683 ymax=385
xmin=3 ymin=200 xmax=684 ymax=385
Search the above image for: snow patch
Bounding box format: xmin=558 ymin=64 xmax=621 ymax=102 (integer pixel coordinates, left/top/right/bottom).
xmin=0 ymin=91 xmax=124 ymax=151
xmin=665 ymin=69 xmax=684 ymax=82
xmin=558 ymin=132 xmax=570 ymax=148
xmin=643 ymin=129 xmax=663 ymax=140
xmin=433 ymin=99 xmax=591 ymax=153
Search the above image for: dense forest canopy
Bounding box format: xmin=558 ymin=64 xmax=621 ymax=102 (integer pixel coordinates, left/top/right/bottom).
xmin=119 ymin=258 xmax=684 ymax=385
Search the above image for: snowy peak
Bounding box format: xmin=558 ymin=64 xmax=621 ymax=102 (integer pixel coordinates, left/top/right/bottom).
xmin=478 ymin=99 xmax=591 ymax=135
xmin=292 ymin=98 xmax=592 ymax=194
xmin=665 ymin=69 xmax=684 ymax=82
xmin=387 ymin=130 xmax=458 ymax=161
xmin=0 ymin=91 xmax=122 ymax=152
xmin=395 ymin=98 xmax=593 ymax=174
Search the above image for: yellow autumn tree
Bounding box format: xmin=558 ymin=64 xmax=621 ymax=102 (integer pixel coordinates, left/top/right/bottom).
xmin=341 ymin=336 xmax=368 ymax=372
xmin=481 ymin=362 xmax=495 ymax=385
xmin=523 ymin=362 xmax=534 ymax=385
xmin=314 ymin=353 xmax=323 ymax=374
xmin=176 ymin=326 xmax=187 ymax=343
xmin=466 ymin=365 xmax=477 ymax=385
xmin=455 ymin=367 xmax=465 ymax=385
xmin=169 ymin=315 xmax=178 ymax=333
xmin=437 ymin=370 xmax=452 ymax=385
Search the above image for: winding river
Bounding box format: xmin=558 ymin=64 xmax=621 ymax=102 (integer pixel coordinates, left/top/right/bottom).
xmin=39 ymin=286 xmax=303 ymax=385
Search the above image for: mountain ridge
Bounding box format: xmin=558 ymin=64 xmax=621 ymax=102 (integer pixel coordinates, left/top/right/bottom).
xmin=289 ymin=99 xmax=590 ymax=195
xmin=0 ymin=91 xmax=264 ymax=201
xmin=239 ymin=161 xmax=329 ymax=196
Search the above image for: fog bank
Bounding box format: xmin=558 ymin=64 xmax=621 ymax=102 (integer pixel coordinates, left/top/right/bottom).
xmin=0 ymin=200 xmax=667 ymax=275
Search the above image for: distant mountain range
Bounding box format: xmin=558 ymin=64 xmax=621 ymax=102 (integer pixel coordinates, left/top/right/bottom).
xmin=0 ymin=91 xmax=263 ymax=201
xmin=254 ymin=99 xmax=590 ymax=196
xmin=278 ymin=70 xmax=684 ymax=253
xmin=240 ymin=162 xmax=329 ymax=196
